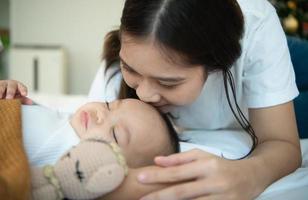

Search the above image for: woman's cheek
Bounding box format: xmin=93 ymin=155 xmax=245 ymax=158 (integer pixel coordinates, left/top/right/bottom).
xmin=122 ymin=72 xmax=137 ymax=89
xmin=167 ymin=85 xmax=202 ymax=105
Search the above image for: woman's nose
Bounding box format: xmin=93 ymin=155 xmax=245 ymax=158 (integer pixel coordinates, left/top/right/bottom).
xmin=136 ymin=80 xmax=161 ymax=103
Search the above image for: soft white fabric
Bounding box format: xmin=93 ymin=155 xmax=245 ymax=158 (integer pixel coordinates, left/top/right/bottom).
xmin=29 ymin=93 xmax=87 ymax=113
xmin=180 ymin=129 xmax=253 ymax=159
xmin=88 ymin=61 xmax=122 ymax=103
xmin=22 ymin=105 xmax=80 ymax=166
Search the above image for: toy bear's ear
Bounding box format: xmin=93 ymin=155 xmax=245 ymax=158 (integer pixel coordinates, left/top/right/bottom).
xmin=85 ymin=163 xmax=125 ymax=195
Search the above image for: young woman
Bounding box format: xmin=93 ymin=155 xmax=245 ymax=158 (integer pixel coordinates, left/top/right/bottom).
xmin=2 ymin=0 xmax=302 ymax=199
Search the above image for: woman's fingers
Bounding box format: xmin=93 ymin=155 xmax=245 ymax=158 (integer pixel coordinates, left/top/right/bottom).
xmin=192 ymin=195 xmax=221 ymax=200
xmin=20 ymin=96 xmax=33 ymax=105
xmin=17 ymin=82 xmax=28 ymax=96
xmin=0 ymin=81 xmax=7 ymax=98
xmin=5 ymin=80 xmax=18 ymax=99
xmin=140 ymin=179 xmax=213 ymax=200
xmin=155 ymin=149 xmax=214 ymax=167
xmin=138 ymin=160 xmax=209 ymax=184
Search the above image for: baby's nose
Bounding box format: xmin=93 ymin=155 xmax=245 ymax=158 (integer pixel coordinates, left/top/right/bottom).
xmin=95 ymin=111 xmax=104 ymax=124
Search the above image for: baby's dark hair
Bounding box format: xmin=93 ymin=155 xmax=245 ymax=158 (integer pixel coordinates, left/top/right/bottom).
xmin=160 ymin=113 xmax=180 ymax=154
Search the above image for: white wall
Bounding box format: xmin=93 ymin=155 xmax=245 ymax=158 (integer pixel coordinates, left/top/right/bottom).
xmin=0 ymin=0 xmax=10 ymax=28
xmin=10 ymin=0 xmax=124 ymax=94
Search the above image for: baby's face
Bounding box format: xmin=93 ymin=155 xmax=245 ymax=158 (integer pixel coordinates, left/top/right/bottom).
xmin=70 ymin=99 xmax=172 ymax=167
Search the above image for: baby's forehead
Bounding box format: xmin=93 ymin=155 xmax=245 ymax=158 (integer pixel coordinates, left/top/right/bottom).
xmin=123 ymin=99 xmax=158 ymax=113
xmin=123 ymin=99 xmax=166 ymax=128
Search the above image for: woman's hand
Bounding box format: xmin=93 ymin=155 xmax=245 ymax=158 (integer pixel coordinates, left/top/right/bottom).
xmin=138 ymin=149 xmax=258 ymax=200
xmin=0 ymin=80 xmax=33 ymax=104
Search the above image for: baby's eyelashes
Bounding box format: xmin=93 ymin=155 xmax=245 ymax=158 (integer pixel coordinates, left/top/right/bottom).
xmin=112 ymin=127 xmax=118 ymax=144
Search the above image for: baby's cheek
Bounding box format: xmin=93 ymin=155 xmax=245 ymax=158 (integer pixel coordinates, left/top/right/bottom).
xmin=86 ymin=128 xmax=111 ymax=141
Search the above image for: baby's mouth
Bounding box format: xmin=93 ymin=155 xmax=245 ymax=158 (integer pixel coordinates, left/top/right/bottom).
xmin=81 ymin=111 xmax=89 ymax=129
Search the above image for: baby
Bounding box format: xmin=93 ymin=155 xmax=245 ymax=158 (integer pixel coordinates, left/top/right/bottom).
xmin=23 ymin=98 xmax=180 ymax=168
xmin=0 ymin=80 xmax=180 ymax=199
xmin=21 ymin=98 xmax=180 ymax=199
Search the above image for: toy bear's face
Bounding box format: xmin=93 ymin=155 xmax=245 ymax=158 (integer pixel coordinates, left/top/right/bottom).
xmin=54 ymin=139 xmax=123 ymax=199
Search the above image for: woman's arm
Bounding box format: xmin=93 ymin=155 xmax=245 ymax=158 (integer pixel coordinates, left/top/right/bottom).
xmin=245 ymin=101 xmax=302 ymax=195
xmin=101 ymin=166 xmax=172 ymax=200
xmin=129 ymin=101 xmax=302 ymax=200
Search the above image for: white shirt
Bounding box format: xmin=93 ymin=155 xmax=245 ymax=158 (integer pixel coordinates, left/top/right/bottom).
xmin=88 ymin=0 xmax=298 ymax=148
xmin=22 ymin=105 xmax=80 ymax=166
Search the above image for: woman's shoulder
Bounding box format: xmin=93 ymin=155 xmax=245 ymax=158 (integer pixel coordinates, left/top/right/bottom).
xmin=237 ymin=0 xmax=285 ymax=60
xmin=93 ymin=61 xmax=121 ymax=82
xmin=88 ymin=61 xmax=122 ymax=102
xmin=238 ymin=0 xmax=278 ymax=38
xmin=238 ymin=0 xmax=275 ymax=18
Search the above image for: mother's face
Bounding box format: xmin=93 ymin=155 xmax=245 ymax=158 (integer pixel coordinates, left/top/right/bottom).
xmin=119 ymin=34 xmax=206 ymax=113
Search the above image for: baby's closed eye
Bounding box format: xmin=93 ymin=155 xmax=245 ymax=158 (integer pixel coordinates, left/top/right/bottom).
xmin=112 ymin=127 xmax=118 ymax=144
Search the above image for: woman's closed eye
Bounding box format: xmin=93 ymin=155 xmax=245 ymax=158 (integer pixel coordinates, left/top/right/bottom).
xmin=159 ymin=81 xmax=180 ymax=89
xmin=121 ymin=62 xmax=137 ymax=74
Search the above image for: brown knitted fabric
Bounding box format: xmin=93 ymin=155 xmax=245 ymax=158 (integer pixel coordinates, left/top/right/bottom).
xmin=0 ymin=99 xmax=30 ymax=200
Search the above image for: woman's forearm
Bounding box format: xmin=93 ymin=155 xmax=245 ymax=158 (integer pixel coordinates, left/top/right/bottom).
xmin=244 ymin=140 xmax=302 ymax=197
xmin=246 ymin=102 xmax=302 ymax=197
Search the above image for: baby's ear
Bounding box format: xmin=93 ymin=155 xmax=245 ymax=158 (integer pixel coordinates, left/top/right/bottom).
xmin=85 ymin=164 xmax=125 ymax=195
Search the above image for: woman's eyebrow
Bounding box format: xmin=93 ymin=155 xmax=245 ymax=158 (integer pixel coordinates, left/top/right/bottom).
xmin=119 ymin=57 xmax=137 ymax=73
xmin=119 ymin=56 xmax=186 ymax=82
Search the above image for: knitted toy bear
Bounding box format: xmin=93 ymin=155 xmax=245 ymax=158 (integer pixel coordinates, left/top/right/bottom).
xmin=31 ymin=137 xmax=128 ymax=200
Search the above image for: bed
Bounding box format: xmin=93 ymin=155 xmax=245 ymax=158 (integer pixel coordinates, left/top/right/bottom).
xmin=29 ymin=93 xmax=308 ymax=200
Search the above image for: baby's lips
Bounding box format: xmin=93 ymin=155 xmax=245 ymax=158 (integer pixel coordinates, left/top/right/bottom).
xmin=81 ymin=111 xmax=89 ymax=129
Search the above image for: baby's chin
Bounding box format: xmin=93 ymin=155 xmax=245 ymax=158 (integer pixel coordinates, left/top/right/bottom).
xmin=69 ymin=115 xmax=82 ymax=139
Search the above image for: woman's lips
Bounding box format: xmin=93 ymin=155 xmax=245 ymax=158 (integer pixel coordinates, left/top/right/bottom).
xmin=81 ymin=111 xmax=89 ymax=129
xmin=154 ymin=104 xmax=173 ymax=113
xmin=151 ymin=102 xmax=167 ymax=107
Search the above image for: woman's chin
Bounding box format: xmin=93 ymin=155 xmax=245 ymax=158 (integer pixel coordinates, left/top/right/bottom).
xmin=157 ymin=105 xmax=174 ymax=113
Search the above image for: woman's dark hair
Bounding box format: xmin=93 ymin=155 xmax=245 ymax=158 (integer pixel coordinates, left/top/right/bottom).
xmin=102 ymin=0 xmax=258 ymax=156
xmin=161 ymin=113 xmax=181 ymax=154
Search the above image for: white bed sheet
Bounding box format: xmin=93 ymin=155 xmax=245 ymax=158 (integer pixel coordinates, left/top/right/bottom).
xmin=256 ymin=139 xmax=308 ymax=200
xmin=28 ymin=93 xmax=308 ymax=199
